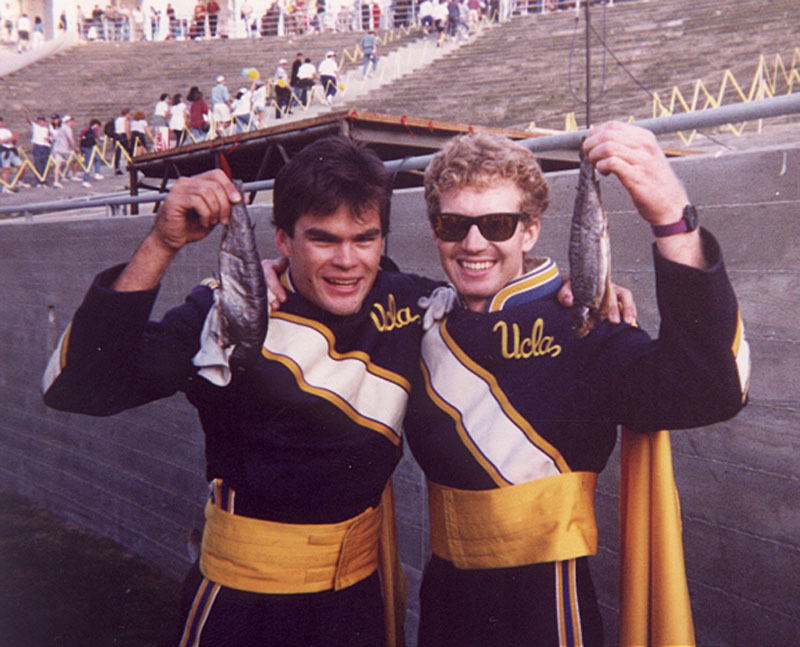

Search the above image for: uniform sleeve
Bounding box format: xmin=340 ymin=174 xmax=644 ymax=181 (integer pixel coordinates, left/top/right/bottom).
xmin=583 ymin=229 xmax=750 ymax=432
xmin=42 ymin=264 xmax=213 ymax=416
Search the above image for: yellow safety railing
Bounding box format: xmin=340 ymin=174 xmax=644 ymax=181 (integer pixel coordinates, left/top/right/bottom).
xmin=547 ymin=48 xmax=800 ymax=143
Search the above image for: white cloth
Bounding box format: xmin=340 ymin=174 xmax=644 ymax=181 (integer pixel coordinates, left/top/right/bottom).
xmin=417 ymin=285 xmax=458 ymax=330
xmin=192 ymin=291 xmax=235 ymax=387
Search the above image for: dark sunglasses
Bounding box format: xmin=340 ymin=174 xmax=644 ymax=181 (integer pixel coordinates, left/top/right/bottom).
xmin=430 ymin=212 xmax=525 ymax=242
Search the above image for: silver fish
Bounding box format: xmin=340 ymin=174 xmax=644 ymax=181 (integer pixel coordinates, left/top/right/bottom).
xmin=568 ymin=154 xmax=611 ymax=339
xmin=218 ymin=179 xmax=268 ymax=370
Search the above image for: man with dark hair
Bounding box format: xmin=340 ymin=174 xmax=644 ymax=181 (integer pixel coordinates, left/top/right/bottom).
xmin=41 ymin=136 xmax=440 ymax=647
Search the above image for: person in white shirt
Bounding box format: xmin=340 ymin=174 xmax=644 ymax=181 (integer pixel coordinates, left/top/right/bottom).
xmin=317 ymin=50 xmax=340 ymax=105
xmin=16 ymin=13 xmax=30 ymax=52
xmin=23 ymin=107 xmax=51 ymax=186
xmin=153 ymin=93 xmax=171 ymax=151
xmin=169 ymin=93 xmax=188 ymax=147
xmin=0 ymin=115 xmax=30 ymax=192
xmin=51 ymin=115 xmax=79 ymax=187
xmin=433 ymin=0 xmax=448 ymax=46
xmin=113 ymin=108 xmax=132 ymax=175
xmin=130 ymin=111 xmax=154 ymax=155
xmin=296 ymin=57 xmax=316 ymax=106
xmin=231 ymin=86 xmax=253 ymax=132
xmin=251 ymin=79 xmax=267 ymax=128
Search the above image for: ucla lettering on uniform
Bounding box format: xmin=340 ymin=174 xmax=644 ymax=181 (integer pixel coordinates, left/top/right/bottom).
xmin=370 ymin=294 xmax=421 ymax=332
xmin=494 ymin=319 xmax=562 ymax=359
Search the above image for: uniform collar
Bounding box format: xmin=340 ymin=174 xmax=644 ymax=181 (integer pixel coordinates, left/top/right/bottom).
xmin=280 ymin=268 xmax=295 ymax=293
xmin=485 ymin=257 xmax=562 ymax=313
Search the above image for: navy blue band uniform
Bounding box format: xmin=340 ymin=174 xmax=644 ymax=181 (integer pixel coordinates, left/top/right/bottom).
xmin=42 ymin=263 xmax=439 ymax=647
xmin=403 ymin=230 xmax=750 ymax=647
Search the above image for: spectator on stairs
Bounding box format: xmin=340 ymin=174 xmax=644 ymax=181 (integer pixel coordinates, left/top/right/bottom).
xmin=23 ymin=107 xmax=51 ymax=187
xmin=432 ymin=0 xmax=447 ymax=46
xmin=273 ymin=58 xmax=292 ymax=118
xmin=211 ymin=75 xmax=232 ymax=135
xmin=113 ymin=107 xmax=132 ymax=175
xmin=187 ymin=86 xmax=210 ymax=141
xmin=252 ymin=78 xmax=268 ymax=128
xmin=296 ymin=56 xmax=317 ymax=106
xmin=419 ymin=0 xmax=433 ymax=35
xmin=0 ymin=115 xmax=30 ymax=193
xmin=153 ymin=93 xmax=172 ymax=151
xmin=51 ymin=115 xmax=79 ymax=187
xmin=231 ymin=85 xmax=253 ymax=133
xmin=318 ymin=50 xmax=340 ymax=105
xmin=130 ymin=111 xmax=154 ymax=155
xmin=16 ymin=13 xmax=30 ymax=52
xmin=78 ymin=118 xmax=103 ymax=188
xmin=360 ymin=29 xmax=378 ymax=79
xmin=169 ymin=93 xmax=188 ymax=147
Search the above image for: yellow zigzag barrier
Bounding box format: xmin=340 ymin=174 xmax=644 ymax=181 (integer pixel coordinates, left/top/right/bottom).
xmin=548 ymin=48 xmax=800 ymax=144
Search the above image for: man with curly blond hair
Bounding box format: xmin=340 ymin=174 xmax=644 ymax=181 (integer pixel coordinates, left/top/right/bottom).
xmin=402 ymin=125 xmax=749 ymax=646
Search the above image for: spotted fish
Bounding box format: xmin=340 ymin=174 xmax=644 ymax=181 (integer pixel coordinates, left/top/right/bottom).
xmin=218 ymin=179 xmax=268 ymax=370
xmin=568 ymin=153 xmax=611 ymax=339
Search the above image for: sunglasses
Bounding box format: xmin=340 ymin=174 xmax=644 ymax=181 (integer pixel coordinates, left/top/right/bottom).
xmin=430 ymin=212 xmax=526 ymax=242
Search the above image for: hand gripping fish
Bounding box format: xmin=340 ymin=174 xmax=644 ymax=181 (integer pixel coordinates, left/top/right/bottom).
xmin=568 ymin=153 xmax=612 ymax=339
xmin=218 ymin=179 xmax=269 ymax=370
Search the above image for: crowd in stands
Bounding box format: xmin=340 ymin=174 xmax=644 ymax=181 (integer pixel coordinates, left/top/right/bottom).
xmin=1 ymin=0 xmax=603 ymax=51
xmin=0 ymin=0 xmax=600 ymax=194
xmin=1 ymin=49 xmax=358 ymax=193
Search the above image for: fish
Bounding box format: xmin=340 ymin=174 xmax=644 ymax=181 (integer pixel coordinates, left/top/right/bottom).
xmin=218 ymin=179 xmax=269 ymax=370
xmin=568 ymin=152 xmax=612 ymax=339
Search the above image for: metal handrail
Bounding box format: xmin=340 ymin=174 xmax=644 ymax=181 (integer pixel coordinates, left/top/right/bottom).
xmin=2 ymin=93 xmax=799 ymax=221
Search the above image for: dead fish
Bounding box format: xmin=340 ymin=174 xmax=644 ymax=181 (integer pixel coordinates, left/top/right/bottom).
xmin=218 ymin=179 xmax=268 ymax=370
xmin=568 ymin=153 xmax=611 ymax=339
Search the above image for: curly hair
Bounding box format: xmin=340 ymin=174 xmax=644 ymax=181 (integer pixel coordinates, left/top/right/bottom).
xmin=424 ymin=132 xmax=549 ymax=223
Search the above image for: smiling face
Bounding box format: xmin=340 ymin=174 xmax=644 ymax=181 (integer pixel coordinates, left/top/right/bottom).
xmin=434 ymin=180 xmax=540 ymax=313
xmin=275 ymin=205 xmax=384 ymax=316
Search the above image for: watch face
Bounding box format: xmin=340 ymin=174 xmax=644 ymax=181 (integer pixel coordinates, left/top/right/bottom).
xmin=683 ymin=204 xmax=698 ymax=231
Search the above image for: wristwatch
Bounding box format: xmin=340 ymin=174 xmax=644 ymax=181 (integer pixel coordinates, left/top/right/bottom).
xmin=651 ymin=204 xmax=699 ymax=237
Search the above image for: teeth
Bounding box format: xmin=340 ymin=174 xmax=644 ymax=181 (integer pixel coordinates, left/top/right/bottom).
xmin=327 ymin=278 xmax=358 ymax=286
xmin=460 ymin=260 xmax=494 ymax=271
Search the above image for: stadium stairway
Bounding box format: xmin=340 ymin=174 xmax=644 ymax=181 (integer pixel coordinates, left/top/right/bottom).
xmin=1 ymin=0 xmax=799 ymax=174
xmin=0 ymin=26 xmax=420 ymax=144
xmin=344 ymin=0 xmax=800 ymax=131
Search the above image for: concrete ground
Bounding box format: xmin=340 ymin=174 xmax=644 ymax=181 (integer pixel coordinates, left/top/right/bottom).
xmin=0 ymin=489 xmax=182 ymax=647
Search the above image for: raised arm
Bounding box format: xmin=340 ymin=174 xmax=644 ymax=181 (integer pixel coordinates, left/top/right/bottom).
xmin=582 ymin=121 xmax=706 ymax=270
xmin=113 ymin=169 xmax=241 ymax=291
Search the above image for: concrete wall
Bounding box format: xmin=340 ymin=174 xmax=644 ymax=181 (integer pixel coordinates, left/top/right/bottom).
xmin=1 ymin=143 xmax=798 ymax=646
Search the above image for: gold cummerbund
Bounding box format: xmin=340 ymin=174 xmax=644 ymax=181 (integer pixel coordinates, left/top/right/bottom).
xmin=428 ymin=471 xmax=599 ymax=569
xmin=200 ymin=499 xmax=383 ymax=594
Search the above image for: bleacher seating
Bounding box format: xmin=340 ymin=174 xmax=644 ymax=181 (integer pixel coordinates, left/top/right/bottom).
xmin=0 ymin=0 xmax=798 ymax=157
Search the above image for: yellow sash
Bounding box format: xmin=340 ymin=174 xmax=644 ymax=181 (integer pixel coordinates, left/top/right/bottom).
xmin=619 ymin=428 xmax=695 ymax=647
xmin=199 ymin=481 xmax=405 ymax=647
xmin=427 ymin=471 xmax=599 ymax=569
xmin=200 ymin=498 xmax=382 ymax=594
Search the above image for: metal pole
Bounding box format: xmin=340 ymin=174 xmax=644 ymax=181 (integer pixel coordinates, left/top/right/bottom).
xmin=383 ymin=93 xmax=800 ymax=173
xmin=584 ymin=0 xmax=591 ymax=128
xmin=4 ymin=94 xmax=800 ymax=219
